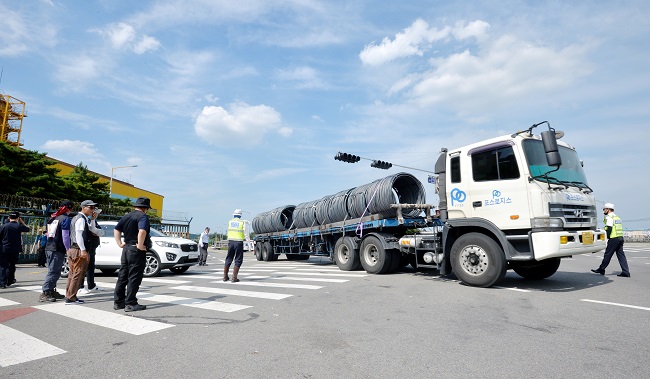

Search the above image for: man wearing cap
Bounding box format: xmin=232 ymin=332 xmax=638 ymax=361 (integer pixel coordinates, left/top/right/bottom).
xmin=198 ymin=227 xmax=210 ymax=266
xmin=0 ymin=212 xmax=30 ymax=289
xmin=40 ymin=200 xmax=74 ymax=302
xmin=591 ymin=203 xmax=630 ymax=277
xmin=113 ymin=197 xmax=152 ymax=312
xmin=223 ymin=209 xmax=245 ymax=282
xmin=64 ymin=200 xmax=104 ymax=304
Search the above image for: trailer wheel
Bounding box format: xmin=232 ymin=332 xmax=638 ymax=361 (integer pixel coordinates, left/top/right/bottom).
xmin=262 ymin=242 xmax=274 ymax=262
xmin=450 ymin=233 xmax=506 ymax=287
xmin=512 ymin=258 xmax=561 ymax=280
xmin=360 ymin=236 xmax=392 ymax=274
xmin=254 ymin=243 xmax=263 ymax=261
xmin=334 ymin=237 xmax=360 ymax=271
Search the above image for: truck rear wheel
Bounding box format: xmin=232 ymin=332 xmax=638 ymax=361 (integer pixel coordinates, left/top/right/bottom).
xmin=334 ymin=237 xmax=360 ymax=271
xmin=360 ymin=236 xmax=392 ymax=274
xmin=254 ymin=243 xmax=262 ymax=261
xmin=512 ymin=258 xmax=561 ymax=280
xmin=450 ymin=233 xmax=506 ymax=287
xmin=262 ymin=242 xmax=274 ymax=261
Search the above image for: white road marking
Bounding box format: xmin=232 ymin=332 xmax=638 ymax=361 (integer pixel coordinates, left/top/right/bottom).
xmin=209 ymin=281 xmax=322 ymax=290
xmin=273 ymin=271 xmax=367 ymax=278
xmin=0 ymin=297 xmax=20 ymax=307
xmin=15 ymin=285 xmax=44 ymax=293
xmin=141 ymin=278 xmax=191 ymax=284
xmin=0 ymin=324 xmax=66 ymax=367
xmin=137 ymin=292 xmax=251 ymax=312
xmin=171 ymin=285 xmax=292 ymax=300
xmin=580 ymin=299 xmax=650 ymax=311
xmin=295 ymin=268 xmax=346 ymax=272
xmin=270 ymin=276 xmax=349 ymax=283
xmin=32 ymin=303 xmax=174 ymax=335
xmin=494 ymin=286 xmax=532 ymax=293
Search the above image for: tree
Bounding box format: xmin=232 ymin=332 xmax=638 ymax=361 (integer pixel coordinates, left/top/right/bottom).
xmin=0 ymin=141 xmax=66 ymax=198
xmin=61 ymin=163 xmax=110 ymax=204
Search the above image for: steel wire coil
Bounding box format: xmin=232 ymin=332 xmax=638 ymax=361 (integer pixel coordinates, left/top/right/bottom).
xmin=252 ymin=205 xmax=295 ymax=233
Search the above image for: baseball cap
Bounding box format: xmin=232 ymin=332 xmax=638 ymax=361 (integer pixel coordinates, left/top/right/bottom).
xmin=81 ymin=200 xmax=97 ymax=207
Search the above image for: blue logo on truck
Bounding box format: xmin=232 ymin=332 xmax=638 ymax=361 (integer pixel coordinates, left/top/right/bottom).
xmin=451 ymin=188 xmax=467 ymax=206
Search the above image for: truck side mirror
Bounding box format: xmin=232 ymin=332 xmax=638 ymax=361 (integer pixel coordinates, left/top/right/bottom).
xmin=541 ymin=130 xmax=562 ymax=166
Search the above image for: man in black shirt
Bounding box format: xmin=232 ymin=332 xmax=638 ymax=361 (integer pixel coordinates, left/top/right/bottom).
xmin=0 ymin=212 xmax=30 ymax=289
xmin=113 ymin=197 xmax=152 ymax=312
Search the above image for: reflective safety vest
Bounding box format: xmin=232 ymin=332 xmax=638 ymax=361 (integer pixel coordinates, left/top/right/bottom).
xmin=227 ymin=218 xmax=245 ymax=241
xmin=604 ymin=214 xmax=624 ymax=238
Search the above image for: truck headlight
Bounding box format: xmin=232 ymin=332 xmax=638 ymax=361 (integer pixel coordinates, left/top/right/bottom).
xmin=531 ymin=217 xmax=564 ymax=231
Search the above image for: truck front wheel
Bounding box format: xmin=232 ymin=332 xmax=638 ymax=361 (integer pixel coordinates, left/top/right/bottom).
xmin=334 ymin=237 xmax=360 ymax=271
xmin=360 ymin=236 xmax=392 ymax=274
xmin=450 ymin=233 xmax=506 ymax=287
xmin=512 ymin=258 xmax=561 ymax=280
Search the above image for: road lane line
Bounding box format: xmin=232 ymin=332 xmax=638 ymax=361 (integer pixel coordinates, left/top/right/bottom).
xmin=32 ymin=303 xmax=174 ymax=335
xmin=142 ymin=278 xmax=191 ymax=284
xmin=580 ymin=299 xmax=650 ymax=311
xmin=137 ymin=293 xmax=251 ymax=312
xmin=273 ymin=271 xmax=366 ymax=278
xmin=270 ymin=276 xmax=348 ymax=283
xmin=494 ymin=286 xmax=532 ymax=293
xmin=171 ymin=285 xmax=292 ymax=300
xmin=0 ymin=324 xmax=66 ymax=367
xmin=209 ymin=281 xmax=322 ymax=290
xmin=0 ymin=298 xmax=20 ymax=307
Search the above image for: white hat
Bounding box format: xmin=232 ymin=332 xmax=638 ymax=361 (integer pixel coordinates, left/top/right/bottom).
xmin=603 ymin=203 xmax=615 ymax=210
xmin=233 ymin=209 xmax=242 ymax=216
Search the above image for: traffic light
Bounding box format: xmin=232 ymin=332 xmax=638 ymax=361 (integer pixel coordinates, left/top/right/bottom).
xmin=334 ymin=152 xmax=361 ymax=163
xmin=371 ymin=160 xmax=392 ymax=169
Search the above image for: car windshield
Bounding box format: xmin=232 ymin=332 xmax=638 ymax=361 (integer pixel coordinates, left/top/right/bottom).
xmin=100 ymin=223 xmax=167 ymax=237
xmin=522 ymin=139 xmax=588 ymax=184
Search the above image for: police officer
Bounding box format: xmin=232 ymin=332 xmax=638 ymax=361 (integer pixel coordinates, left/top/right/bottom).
xmin=223 ymin=209 xmax=245 ymax=282
xmin=113 ymin=197 xmax=152 ymax=312
xmin=591 ymin=203 xmax=630 ymax=277
xmin=0 ymin=212 xmax=30 ymax=289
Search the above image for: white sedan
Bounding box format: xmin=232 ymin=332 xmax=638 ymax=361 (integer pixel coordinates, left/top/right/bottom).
xmin=61 ymin=221 xmax=199 ymax=277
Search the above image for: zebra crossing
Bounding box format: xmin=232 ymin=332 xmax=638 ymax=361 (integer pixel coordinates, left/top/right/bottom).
xmin=0 ymin=260 xmax=363 ymax=368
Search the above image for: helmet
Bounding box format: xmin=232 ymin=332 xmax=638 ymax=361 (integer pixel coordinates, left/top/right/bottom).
xmin=603 ymin=203 xmax=615 ymax=210
xmin=233 ymin=209 xmax=242 ymax=217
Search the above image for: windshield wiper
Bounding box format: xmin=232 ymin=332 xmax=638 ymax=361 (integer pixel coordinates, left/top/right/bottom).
xmin=567 ymin=181 xmax=593 ymax=193
xmin=530 ymin=171 xmax=568 ymax=189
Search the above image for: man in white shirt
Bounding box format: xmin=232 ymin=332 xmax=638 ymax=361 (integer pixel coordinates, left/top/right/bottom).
xmin=198 ymin=227 xmax=210 ymax=266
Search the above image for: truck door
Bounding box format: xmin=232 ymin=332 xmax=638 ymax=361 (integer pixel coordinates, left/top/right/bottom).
xmin=465 ymin=141 xmax=530 ymax=230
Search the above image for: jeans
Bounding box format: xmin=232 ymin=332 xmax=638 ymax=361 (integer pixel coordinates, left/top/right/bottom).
xmin=65 ymin=247 xmax=89 ymax=299
xmin=225 ymin=241 xmax=244 ymax=267
xmin=114 ymin=246 xmax=146 ymax=306
xmin=42 ymin=250 xmax=66 ymax=292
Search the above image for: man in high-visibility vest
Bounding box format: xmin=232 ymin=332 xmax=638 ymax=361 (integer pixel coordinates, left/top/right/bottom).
xmin=591 ymin=203 xmax=630 ymax=277
xmin=224 ymin=209 xmax=245 ymax=282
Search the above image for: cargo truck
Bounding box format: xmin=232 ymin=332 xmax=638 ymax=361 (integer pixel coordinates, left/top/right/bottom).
xmin=252 ymin=122 xmax=607 ymax=287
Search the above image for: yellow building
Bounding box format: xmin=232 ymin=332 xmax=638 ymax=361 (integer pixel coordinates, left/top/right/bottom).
xmin=49 ymin=158 xmax=164 ymax=217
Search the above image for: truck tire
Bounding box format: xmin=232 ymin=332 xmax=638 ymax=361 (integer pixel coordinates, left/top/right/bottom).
xmin=254 ymin=243 xmax=262 ymax=261
xmin=360 ymin=236 xmax=392 ymax=274
xmin=388 ymin=250 xmax=403 ymax=273
xmin=334 ymin=237 xmax=360 ymax=271
xmin=262 ymin=242 xmax=274 ymax=262
xmin=450 ymin=233 xmax=506 ymax=287
xmin=512 ymin=258 xmax=561 ymax=280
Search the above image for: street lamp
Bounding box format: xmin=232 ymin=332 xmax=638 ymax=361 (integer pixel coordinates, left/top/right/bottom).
xmin=109 ymin=165 xmax=138 ymax=198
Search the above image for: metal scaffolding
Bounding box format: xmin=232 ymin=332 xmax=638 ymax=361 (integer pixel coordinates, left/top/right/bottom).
xmin=0 ymin=94 xmax=26 ymax=147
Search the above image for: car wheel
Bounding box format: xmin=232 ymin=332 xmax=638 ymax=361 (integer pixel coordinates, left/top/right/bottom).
xmin=100 ymin=268 xmax=117 ymax=275
xmin=143 ymin=252 xmax=162 ymax=277
xmin=169 ymin=266 xmax=190 ymax=274
xmin=60 ymin=256 xmax=69 ymax=278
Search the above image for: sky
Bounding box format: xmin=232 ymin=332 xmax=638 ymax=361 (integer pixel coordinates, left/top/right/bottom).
xmin=1 ymin=0 xmax=649 ymax=233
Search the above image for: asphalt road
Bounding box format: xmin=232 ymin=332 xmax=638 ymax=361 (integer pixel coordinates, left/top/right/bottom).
xmin=1 ymin=244 xmax=649 ymax=378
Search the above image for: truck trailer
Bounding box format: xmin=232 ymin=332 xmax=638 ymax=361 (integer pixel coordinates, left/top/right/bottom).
xmin=252 ymin=122 xmax=607 ymax=287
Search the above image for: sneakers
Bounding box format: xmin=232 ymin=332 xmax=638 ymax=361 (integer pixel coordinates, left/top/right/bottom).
xmin=113 ymin=302 xmax=126 ymax=310
xmin=65 ymin=297 xmax=85 ymax=305
xmin=124 ymin=304 xmax=146 ymax=312
xmin=81 ymin=286 xmax=102 ymax=294
xmin=591 ymin=268 xmax=605 ymax=275
xmin=39 ymin=292 xmax=57 ymax=302
xmin=617 ymin=272 xmax=631 ymax=277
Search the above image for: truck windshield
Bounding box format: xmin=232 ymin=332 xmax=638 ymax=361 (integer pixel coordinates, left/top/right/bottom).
xmin=522 ymin=139 xmax=588 ymax=185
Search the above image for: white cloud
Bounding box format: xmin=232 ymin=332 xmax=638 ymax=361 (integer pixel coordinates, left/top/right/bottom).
xmin=42 ymin=140 xmax=101 ymax=157
xmin=133 ymin=35 xmax=161 ymax=54
xmin=194 ymin=102 xmax=291 ymax=146
xmin=52 ymin=55 xmax=102 ymax=91
xmin=98 ymin=22 xmax=161 ymax=54
xmin=276 ymin=66 xmax=329 ymax=89
xmin=452 ymin=20 xmax=490 ymax=41
xmin=0 ymin=2 xmax=57 ymax=57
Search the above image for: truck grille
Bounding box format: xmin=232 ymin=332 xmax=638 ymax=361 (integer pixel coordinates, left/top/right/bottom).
xmin=548 ymin=203 xmax=596 ymax=226
xmin=181 ymin=244 xmax=198 ymax=252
